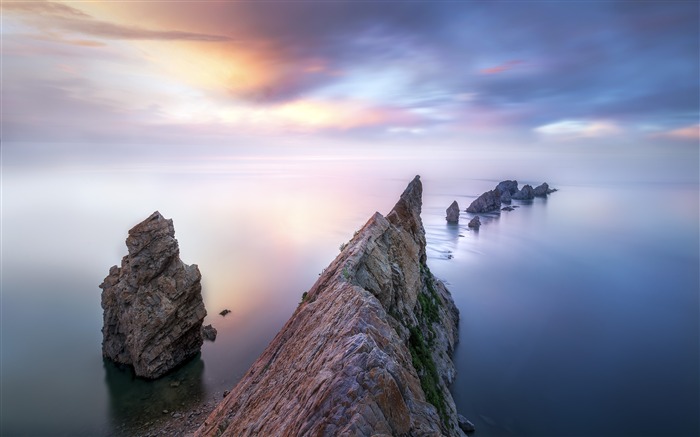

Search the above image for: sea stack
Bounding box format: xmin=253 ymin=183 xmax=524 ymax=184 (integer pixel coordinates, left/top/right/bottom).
xmin=196 ymin=176 xmax=466 ymax=436
xmin=468 ymin=216 xmax=481 ymax=229
xmin=446 ymin=200 xmax=460 ymax=223
xmin=100 ymin=211 xmax=206 ymax=379
xmin=466 ymin=189 xmax=502 ymax=213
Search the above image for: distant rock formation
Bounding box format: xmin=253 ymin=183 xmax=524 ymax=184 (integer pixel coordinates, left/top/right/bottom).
xmin=512 ymin=184 xmax=535 ymax=200
xmin=195 ymin=176 xmax=467 ymax=436
xmin=468 ymin=216 xmax=481 ymax=229
xmin=466 ymin=180 xmax=556 ymax=214
xmin=466 ymin=189 xmax=502 ymax=213
xmin=100 ymin=211 xmax=206 ymax=379
xmin=496 ymin=180 xmax=518 ymax=195
xmin=533 ymin=182 xmax=557 ymax=197
xmin=500 ymin=189 xmax=512 ymax=204
xmin=446 ymin=200 xmax=460 ymax=223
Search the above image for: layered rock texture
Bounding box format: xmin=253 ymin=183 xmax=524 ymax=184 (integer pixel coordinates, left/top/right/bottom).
xmin=196 ymin=176 xmax=464 ymax=437
xmin=100 ymin=211 xmax=206 ymax=379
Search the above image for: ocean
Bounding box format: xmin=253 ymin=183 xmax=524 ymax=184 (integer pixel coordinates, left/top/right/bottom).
xmin=2 ymin=142 xmax=698 ymax=436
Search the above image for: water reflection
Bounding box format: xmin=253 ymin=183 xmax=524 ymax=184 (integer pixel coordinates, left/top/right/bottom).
xmin=103 ymin=354 xmax=204 ymax=435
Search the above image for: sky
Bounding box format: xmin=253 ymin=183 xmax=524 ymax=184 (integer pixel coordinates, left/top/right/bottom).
xmin=1 ymin=0 xmax=699 ymax=153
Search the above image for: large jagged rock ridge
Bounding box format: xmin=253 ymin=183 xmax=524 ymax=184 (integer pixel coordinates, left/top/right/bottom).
xmin=195 ymin=176 xmax=464 ymax=437
xmin=100 ymin=211 xmax=207 ymax=379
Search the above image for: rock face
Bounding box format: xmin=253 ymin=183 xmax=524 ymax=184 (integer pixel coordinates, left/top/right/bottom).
xmin=496 ymin=180 xmax=518 ymax=195
xmin=512 ymin=184 xmax=535 ymax=200
xmin=466 ymin=189 xmax=502 ymax=213
xmin=195 ymin=176 xmax=464 ymax=436
xmin=468 ymin=216 xmax=481 ymax=229
xmin=446 ymin=200 xmax=460 ymax=223
xmin=500 ymin=189 xmax=512 ymax=204
xmin=533 ymin=182 xmax=552 ymax=197
xmin=202 ymin=324 xmax=217 ymax=342
xmin=100 ymin=211 xmax=206 ymax=379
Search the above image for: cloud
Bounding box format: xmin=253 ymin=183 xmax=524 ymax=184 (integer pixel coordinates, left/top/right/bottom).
xmin=2 ymin=1 xmax=698 ymax=143
xmin=657 ymin=124 xmax=700 ymax=141
xmin=534 ymin=119 xmax=622 ymax=139
xmin=480 ymin=60 xmax=524 ymax=75
xmin=2 ymin=1 xmax=231 ymax=41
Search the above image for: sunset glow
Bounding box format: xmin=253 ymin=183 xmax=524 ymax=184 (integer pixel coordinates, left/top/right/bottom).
xmin=3 ymin=1 xmax=697 ymax=145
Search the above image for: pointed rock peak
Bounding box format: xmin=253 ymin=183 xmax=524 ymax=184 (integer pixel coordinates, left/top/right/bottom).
xmin=129 ymin=211 xmax=171 ymax=234
xmin=387 ymin=175 xmax=422 ymax=227
xmin=148 ymin=211 xmax=164 ymax=221
xmin=126 ymin=211 xmax=175 ymax=255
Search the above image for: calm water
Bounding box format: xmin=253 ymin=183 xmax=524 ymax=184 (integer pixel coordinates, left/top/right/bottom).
xmin=2 ymin=142 xmax=698 ymax=436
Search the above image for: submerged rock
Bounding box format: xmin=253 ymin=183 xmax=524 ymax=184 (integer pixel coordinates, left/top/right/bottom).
xmin=446 ymin=200 xmax=460 ymax=223
xmin=468 ymin=216 xmax=481 ymax=229
xmin=458 ymin=414 xmax=476 ymax=433
xmin=201 ymin=324 xmax=217 ymax=342
xmin=466 ymin=189 xmax=502 ymax=213
xmin=195 ymin=176 xmax=464 ymax=436
xmin=512 ymin=184 xmax=535 ymax=200
xmin=100 ymin=211 xmax=206 ymax=379
xmin=219 ymin=309 xmax=231 ymax=317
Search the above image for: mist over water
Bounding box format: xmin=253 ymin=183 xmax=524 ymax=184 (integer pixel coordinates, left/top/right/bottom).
xmin=2 ymin=141 xmax=698 ymax=436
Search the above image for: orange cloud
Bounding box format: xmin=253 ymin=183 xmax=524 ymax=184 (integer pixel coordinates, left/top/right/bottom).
xmin=272 ymin=100 xmax=386 ymax=130
xmin=206 ymin=99 xmax=415 ymax=133
xmin=480 ymin=60 xmax=524 ymax=75
xmin=2 ymin=1 xmax=231 ymax=41
xmin=661 ymin=124 xmax=700 ymax=140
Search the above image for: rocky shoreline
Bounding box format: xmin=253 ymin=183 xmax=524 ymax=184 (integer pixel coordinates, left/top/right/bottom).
xmin=106 ymin=391 xmax=219 ymax=437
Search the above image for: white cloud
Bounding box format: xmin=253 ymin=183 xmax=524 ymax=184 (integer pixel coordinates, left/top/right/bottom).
xmin=534 ymin=119 xmax=621 ymax=139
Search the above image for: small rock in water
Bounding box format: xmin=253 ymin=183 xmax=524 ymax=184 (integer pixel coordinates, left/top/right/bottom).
xmin=162 ymin=410 xmax=168 ymax=414
xmin=219 ymin=309 xmax=231 ymax=316
xmin=201 ymin=324 xmax=217 ymax=341
xmin=169 ymin=381 xmax=180 ymax=388
xmin=446 ymin=200 xmax=460 ymax=223
xmin=458 ymin=414 xmax=476 ymax=433
xmin=223 ymin=390 xmax=230 ymax=398
xmin=501 ymin=206 xmax=515 ymax=211
xmin=468 ymin=216 xmax=481 ymax=229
